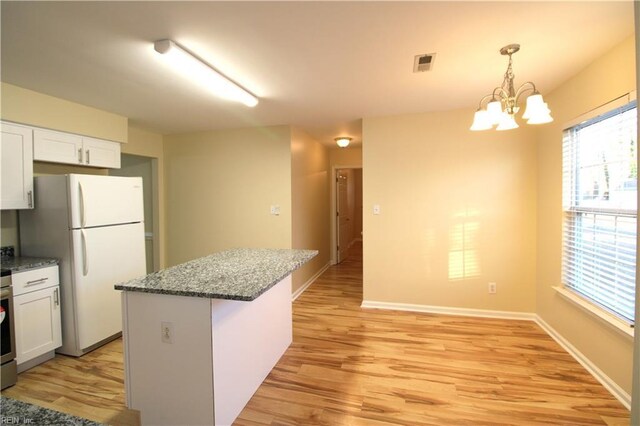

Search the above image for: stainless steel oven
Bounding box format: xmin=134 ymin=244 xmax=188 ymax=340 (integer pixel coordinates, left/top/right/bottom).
xmin=1 ymin=268 xmax=17 ymax=389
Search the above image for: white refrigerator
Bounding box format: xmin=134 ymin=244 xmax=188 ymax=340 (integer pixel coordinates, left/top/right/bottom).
xmin=20 ymin=174 xmax=146 ymax=356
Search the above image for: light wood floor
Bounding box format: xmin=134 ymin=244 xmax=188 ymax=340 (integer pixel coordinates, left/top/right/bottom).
xmin=2 ymin=242 xmax=630 ymax=425
xmin=1 ymin=337 xmax=139 ymax=425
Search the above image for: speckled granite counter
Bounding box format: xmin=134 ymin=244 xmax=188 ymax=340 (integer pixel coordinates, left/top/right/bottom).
xmin=0 ymin=396 xmax=102 ymax=425
xmin=114 ymin=248 xmax=317 ymax=301
xmin=0 ymin=256 xmax=58 ymax=273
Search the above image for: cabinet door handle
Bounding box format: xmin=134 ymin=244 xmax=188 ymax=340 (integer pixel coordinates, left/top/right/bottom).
xmin=78 ymin=148 xmax=83 ymax=163
xmin=27 ymin=190 xmax=33 ymax=208
xmin=25 ymin=277 xmax=48 ymax=287
xmin=86 ymin=149 xmax=90 ymax=164
xmin=54 ymin=288 xmax=60 ymax=307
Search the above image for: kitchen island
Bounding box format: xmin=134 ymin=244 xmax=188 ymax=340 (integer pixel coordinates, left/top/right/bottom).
xmin=115 ymin=248 xmax=317 ymax=426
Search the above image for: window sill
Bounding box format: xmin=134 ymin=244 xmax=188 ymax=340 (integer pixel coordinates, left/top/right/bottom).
xmin=552 ymin=286 xmax=634 ymax=339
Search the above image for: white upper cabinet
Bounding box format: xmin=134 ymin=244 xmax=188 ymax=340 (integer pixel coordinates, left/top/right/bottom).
xmin=33 ymin=128 xmax=83 ymax=165
xmin=1 ymin=122 xmax=34 ymax=210
xmin=33 ymin=128 xmax=121 ymax=169
xmin=82 ymin=136 xmax=121 ymax=169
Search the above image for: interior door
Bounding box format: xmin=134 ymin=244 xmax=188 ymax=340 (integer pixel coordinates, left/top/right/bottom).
xmin=337 ymin=170 xmax=350 ymax=263
xmin=69 ymin=174 xmax=144 ymax=228
xmin=71 ymin=222 xmax=146 ymax=350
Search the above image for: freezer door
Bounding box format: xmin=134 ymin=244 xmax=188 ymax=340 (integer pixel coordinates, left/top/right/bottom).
xmin=68 ymin=174 xmax=144 ymax=229
xmin=71 ymin=222 xmax=146 ymax=351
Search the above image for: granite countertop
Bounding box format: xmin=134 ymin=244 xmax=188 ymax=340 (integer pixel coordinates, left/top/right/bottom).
xmin=0 ymin=396 xmax=102 ymax=425
xmin=0 ymin=256 xmax=59 ymax=273
xmin=115 ymin=248 xmax=318 ymax=301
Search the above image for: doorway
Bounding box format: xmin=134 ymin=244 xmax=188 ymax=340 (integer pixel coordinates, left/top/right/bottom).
xmin=109 ymin=154 xmax=158 ymax=273
xmin=334 ymin=167 xmax=363 ymax=264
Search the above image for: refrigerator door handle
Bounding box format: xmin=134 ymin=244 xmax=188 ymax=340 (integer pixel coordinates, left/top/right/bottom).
xmin=81 ymin=229 xmax=88 ymax=276
xmin=79 ymin=182 xmax=86 ymax=228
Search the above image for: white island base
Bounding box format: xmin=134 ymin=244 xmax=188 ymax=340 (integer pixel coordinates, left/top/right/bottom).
xmin=121 ymin=275 xmax=292 ymax=425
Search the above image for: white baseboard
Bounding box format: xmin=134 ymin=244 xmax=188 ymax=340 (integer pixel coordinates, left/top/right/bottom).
xmin=292 ymin=262 xmax=330 ymax=301
xmin=360 ymin=300 xmax=536 ymax=321
xmin=534 ymin=315 xmax=631 ymax=410
xmin=360 ymin=300 xmax=630 ymax=410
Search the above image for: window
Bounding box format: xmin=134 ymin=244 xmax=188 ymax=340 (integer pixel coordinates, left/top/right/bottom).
xmin=562 ymin=100 xmax=637 ymax=324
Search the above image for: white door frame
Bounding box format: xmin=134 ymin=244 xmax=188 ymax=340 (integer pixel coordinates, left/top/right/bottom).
xmin=330 ymin=165 xmax=362 ymax=264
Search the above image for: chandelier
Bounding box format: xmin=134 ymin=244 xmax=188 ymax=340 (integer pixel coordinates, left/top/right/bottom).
xmin=470 ymin=44 xmax=553 ymax=131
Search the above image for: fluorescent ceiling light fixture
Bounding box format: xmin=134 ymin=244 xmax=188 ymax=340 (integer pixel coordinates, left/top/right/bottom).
xmin=154 ymin=39 xmax=258 ymax=107
xmin=335 ymin=137 xmax=351 ymax=148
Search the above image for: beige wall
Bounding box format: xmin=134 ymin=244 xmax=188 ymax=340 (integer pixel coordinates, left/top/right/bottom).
xmin=291 ymin=128 xmax=330 ymax=293
xmin=0 ymin=82 xmax=128 ymax=143
xmin=363 ymin=109 xmax=537 ymax=311
xmin=536 ymin=35 xmax=636 ymax=396
xmin=122 ymin=126 xmax=166 ymax=269
xmin=330 ymin=147 xmax=362 ymax=168
xmin=163 ymin=126 xmax=292 ymax=266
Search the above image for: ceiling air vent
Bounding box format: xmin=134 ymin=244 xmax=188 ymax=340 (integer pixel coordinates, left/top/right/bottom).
xmin=413 ymin=53 xmax=436 ymax=72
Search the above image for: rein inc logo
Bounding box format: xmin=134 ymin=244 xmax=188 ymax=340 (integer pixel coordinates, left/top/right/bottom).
xmin=1 ymin=416 xmax=34 ymax=424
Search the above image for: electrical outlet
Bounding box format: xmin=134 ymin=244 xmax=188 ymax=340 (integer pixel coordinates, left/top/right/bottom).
xmin=161 ymin=321 xmax=174 ymax=344
xmin=270 ymin=205 xmax=280 ymax=216
xmin=373 ymin=204 xmax=381 ymax=215
xmin=488 ymin=282 xmax=497 ymax=294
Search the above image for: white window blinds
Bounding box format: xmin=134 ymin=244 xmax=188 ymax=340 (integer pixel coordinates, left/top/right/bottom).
xmin=562 ymin=100 xmax=637 ymax=324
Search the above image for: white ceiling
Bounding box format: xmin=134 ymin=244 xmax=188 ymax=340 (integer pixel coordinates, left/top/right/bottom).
xmin=0 ymin=1 xmax=635 ymax=147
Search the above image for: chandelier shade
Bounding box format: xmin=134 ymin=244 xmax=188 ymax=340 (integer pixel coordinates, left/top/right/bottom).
xmin=470 ymin=44 xmax=553 ymax=131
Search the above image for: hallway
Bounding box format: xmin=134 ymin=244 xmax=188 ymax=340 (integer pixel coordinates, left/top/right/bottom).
xmin=237 ymin=241 xmax=629 ymax=425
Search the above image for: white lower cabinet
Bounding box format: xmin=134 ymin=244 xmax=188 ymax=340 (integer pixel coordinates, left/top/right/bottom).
xmin=13 ymin=266 xmax=62 ymax=370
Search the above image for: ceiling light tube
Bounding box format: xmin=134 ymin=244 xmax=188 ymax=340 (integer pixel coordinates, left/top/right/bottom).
xmin=154 ymin=39 xmax=258 ymax=107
